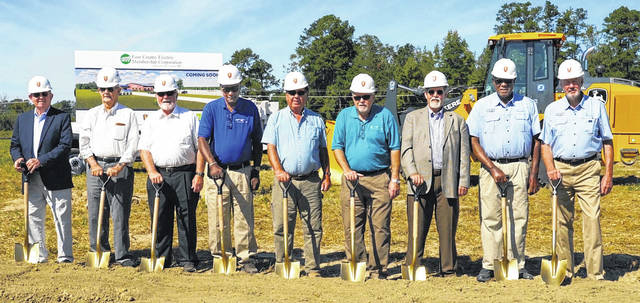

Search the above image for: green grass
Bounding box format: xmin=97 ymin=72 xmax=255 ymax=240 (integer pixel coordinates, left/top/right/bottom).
xmin=75 ymin=89 xmax=206 ymax=111
xmin=180 ymin=93 xmax=221 ymax=99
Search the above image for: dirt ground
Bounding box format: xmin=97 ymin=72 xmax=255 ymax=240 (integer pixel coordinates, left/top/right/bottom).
xmin=1 ymin=145 xmax=639 ymax=302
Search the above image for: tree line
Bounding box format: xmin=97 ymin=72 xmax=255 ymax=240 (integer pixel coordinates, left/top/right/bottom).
xmin=230 ymin=2 xmax=639 ymax=120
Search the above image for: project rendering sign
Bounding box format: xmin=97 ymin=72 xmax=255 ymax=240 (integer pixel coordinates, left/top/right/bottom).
xmin=74 ymin=50 xmax=223 ymax=110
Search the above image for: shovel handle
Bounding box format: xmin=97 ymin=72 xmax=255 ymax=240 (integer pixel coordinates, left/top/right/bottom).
xmin=213 ymin=172 xmax=226 ymax=195
xmin=282 ymin=195 xmax=289 ymax=263
xmin=350 ymin=196 xmax=356 ymax=264
xmin=23 ymin=181 xmax=29 ymax=247
xmin=411 ymin=197 xmax=419 ymax=267
xmin=217 ymin=191 xmax=226 ymax=260
xmin=501 ymin=196 xmax=509 ymax=259
xmin=150 ymin=195 xmax=160 ymax=261
xmin=96 ymin=188 xmax=107 ymax=255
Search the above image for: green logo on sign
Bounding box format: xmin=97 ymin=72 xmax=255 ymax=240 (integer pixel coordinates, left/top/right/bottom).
xmin=120 ymin=54 xmax=131 ymax=64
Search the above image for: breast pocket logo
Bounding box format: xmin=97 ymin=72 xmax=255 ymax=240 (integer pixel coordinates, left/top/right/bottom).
xmin=234 ymin=118 xmax=248 ymax=124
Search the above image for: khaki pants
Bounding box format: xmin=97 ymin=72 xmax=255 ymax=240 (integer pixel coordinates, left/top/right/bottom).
xmin=204 ymin=166 xmax=257 ymax=261
xmin=271 ymin=173 xmax=323 ymax=271
xmin=555 ymin=160 xmax=604 ymax=279
xmin=340 ymin=172 xmax=391 ymax=273
xmin=405 ymin=175 xmax=459 ymax=273
xmin=478 ymin=160 xmax=529 ymax=270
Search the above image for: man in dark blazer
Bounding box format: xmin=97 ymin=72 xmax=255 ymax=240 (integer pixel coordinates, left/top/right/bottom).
xmin=401 ymin=71 xmax=470 ymax=276
xmin=10 ymin=76 xmax=74 ymax=263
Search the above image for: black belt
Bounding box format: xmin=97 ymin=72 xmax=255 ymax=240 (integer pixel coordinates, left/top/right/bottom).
xmin=290 ymin=171 xmax=317 ymax=181
xmin=157 ymin=164 xmax=195 ymax=173
xmin=220 ymin=161 xmax=251 ymax=171
xmin=433 ymin=169 xmax=442 ymax=176
xmin=357 ymin=168 xmax=388 ymax=176
xmin=555 ymin=155 xmax=597 ymax=166
xmin=95 ymin=156 xmax=120 ymax=163
xmin=490 ymin=157 xmax=526 ymax=164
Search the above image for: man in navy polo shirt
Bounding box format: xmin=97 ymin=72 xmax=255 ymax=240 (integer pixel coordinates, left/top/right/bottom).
xmin=198 ymin=64 xmax=263 ymax=273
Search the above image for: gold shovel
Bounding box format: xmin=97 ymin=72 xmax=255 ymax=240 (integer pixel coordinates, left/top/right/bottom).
xmin=402 ymin=180 xmax=428 ymax=281
xmin=340 ymin=178 xmax=366 ymax=282
xmin=275 ymin=181 xmax=301 ymax=279
xmin=541 ymin=177 xmax=568 ymax=286
xmin=494 ymin=180 xmax=519 ymax=281
xmin=87 ymin=175 xmax=111 ymax=269
xmin=14 ymin=163 xmax=39 ymax=263
xmin=140 ymin=181 xmax=165 ymax=273
xmin=212 ymin=173 xmax=236 ymax=274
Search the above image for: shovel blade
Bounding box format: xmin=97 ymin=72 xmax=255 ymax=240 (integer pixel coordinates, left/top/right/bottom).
xmin=275 ymin=261 xmax=301 ymax=279
xmin=401 ymin=264 xmax=428 ymax=281
xmin=15 ymin=243 xmax=40 ymax=264
xmin=541 ymin=259 xmax=568 ymax=286
xmin=494 ymin=258 xmax=519 ymax=281
xmin=340 ymin=261 xmax=366 ymax=282
xmin=139 ymin=256 xmax=165 ymax=273
xmin=87 ymin=251 xmax=111 ymax=269
xmin=213 ymin=255 xmax=236 ymax=275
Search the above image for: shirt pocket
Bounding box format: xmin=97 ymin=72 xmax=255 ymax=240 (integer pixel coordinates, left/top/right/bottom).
xmin=112 ymin=122 xmax=127 ymax=141
xmin=514 ymin=111 xmax=529 ymax=132
xmin=581 ymin=116 xmax=596 ymax=134
xmin=483 ymin=113 xmax=500 ymax=133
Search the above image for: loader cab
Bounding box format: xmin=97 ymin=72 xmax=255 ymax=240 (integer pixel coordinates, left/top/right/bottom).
xmin=484 ymin=33 xmax=565 ymax=116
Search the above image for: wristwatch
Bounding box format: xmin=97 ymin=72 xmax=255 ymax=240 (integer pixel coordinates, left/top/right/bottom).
xmin=195 ymin=172 xmax=204 ymax=177
xmin=391 ymin=178 xmax=401 ymax=184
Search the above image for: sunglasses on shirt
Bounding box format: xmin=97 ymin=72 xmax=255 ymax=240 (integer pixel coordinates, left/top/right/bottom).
xmin=427 ymin=89 xmax=444 ymax=95
xmin=31 ymin=92 xmax=49 ymax=97
xmin=286 ymin=90 xmax=306 ymax=96
xmin=222 ymin=86 xmax=239 ymax=93
xmin=98 ymin=87 xmax=117 ymax=93
xmin=352 ymin=94 xmax=372 ymax=101
xmin=156 ymin=90 xmax=176 ymax=97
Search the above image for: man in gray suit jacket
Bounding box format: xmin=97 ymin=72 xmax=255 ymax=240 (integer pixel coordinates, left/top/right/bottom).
xmin=401 ymin=71 xmax=470 ymax=276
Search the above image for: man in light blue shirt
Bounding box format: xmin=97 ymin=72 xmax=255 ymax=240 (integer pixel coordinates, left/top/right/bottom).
xmin=467 ymin=58 xmax=540 ymax=282
xmin=540 ymin=59 xmax=613 ymax=281
xmin=332 ymin=73 xmax=401 ymax=279
xmin=262 ymin=71 xmax=331 ymax=277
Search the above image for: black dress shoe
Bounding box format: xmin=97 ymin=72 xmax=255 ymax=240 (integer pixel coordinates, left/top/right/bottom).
xmin=183 ymin=262 xmax=196 ymax=272
xmin=117 ymin=259 xmax=137 ymax=267
xmin=519 ymin=269 xmax=534 ymax=280
xmin=241 ymin=261 xmax=259 ymax=274
xmin=477 ymin=268 xmax=494 ymax=282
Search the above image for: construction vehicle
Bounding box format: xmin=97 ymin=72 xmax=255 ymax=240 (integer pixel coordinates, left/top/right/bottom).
xmin=327 ymin=32 xmax=640 ymax=180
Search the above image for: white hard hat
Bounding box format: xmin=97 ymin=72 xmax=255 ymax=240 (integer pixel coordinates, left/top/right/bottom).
xmin=350 ymin=73 xmax=376 ymax=94
xmin=423 ymin=71 xmax=448 ymax=88
xmin=28 ymin=76 xmax=52 ymax=94
xmin=491 ymin=58 xmax=517 ymax=79
xmin=218 ymin=64 xmax=242 ymax=86
xmin=154 ymin=74 xmax=178 ymax=93
xmin=557 ymin=59 xmax=584 ymax=80
xmin=284 ymin=71 xmax=309 ymax=91
xmin=96 ymin=67 xmax=121 ymax=88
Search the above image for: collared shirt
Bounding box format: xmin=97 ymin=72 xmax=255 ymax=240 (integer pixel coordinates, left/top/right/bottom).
xmin=33 ymin=107 xmax=50 ymax=158
xmin=428 ymin=107 xmax=445 ymax=170
xmin=467 ymin=92 xmax=540 ymax=159
xmin=139 ymin=106 xmax=199 ymax=167
xmin=79 ymin=103 xmax=139 ymax=164
xmin=198 ymin=97 xmax=262 ymax=165
xmin=262 ymin=107 xmax=326 ymax=176
xmin=332 ymin=105 xmax=400 ymax=172
xmin=540 ymin=94 xmax=613 ymax=159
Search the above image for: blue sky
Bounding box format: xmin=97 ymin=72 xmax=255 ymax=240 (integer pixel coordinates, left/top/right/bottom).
xmin=0 ymin=0 xmax=636 ymax=101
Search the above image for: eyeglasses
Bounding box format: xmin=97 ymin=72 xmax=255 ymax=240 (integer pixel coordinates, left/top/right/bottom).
xmin=427 ymin=89 xmax=444 ymax=95
xmin=222 ymin=86 xmax=239 ymax=93
xmin=98 ymin=87 xmax=116 ymax=93
xmin=493 ymin=78 xmax=514 ymax=85
xmin=353 ymin=95 xmax=372 ymax=101
xmin=31 ymin=92 xmax=49 ymax=97
xmin=157 ymin=91 xmax=175 ymax=97
xmin=286 ymin=90 xmax=306 ymax=96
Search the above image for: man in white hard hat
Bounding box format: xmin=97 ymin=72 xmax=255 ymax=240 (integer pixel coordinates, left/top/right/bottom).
xmin=198 ymin=64 xmax=263 ymax=273
xmin=540 ymin=59 xmax=613 ymax=282
xmin=262 ymin=71 xmax=331 ymax=277
xmin=138 ymin=74 xmax=205 ymax=272
xmin=79 ymin=67 xmax=139 ymax=267
xmin=467 ymin=58 xmax=541 ymax=282
xmin=400 ymin=70 xmax=470 ymax=276
xmin=332 ymin=73 xmax=401 ymax=279
xmin=10 ymin=76 xmax=74 ymax=263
